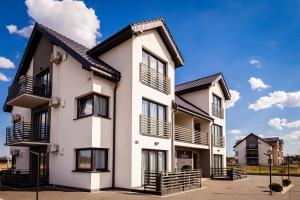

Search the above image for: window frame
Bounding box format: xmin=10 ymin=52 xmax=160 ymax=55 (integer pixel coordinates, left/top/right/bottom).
xmin=212 ymin=94 xmax=222 ymax=108
xmin=142 ymin=98 xmax=167 ymax=121
xmin=75 ymin=148 xmax=109 ymax=172
xmin=76 ymin=93 xmax=109 ymax=119
xmin=142 ymin=49 xmax=167 ymax=76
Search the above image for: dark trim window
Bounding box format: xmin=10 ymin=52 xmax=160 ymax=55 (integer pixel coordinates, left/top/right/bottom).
xmin=75 ymin=148 xmax=108 ymax=172
xmin=212 ymin=124 xmax=223 ymax=137
xmin=142 ymin=49 xmax=166 ymax=75
xmin=142 ymin=98 xmax=166 ymax=121
xmin=212 ymin=94 xmax=222 ymax=108
xmin=77 ymin=94 xmax=109 ymax=118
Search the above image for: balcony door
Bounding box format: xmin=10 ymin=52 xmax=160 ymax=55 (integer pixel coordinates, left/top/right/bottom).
xmin=36 ymin=70 xmax=50 ymax=97
xmin=33 ymin=110 xmax=49 ymax=141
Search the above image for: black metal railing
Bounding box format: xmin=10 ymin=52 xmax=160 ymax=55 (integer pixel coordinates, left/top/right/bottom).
xmin=144 ymin=170 xmax=202 ymax=195
xmin=0 ymin=169 xmax=48 ymax=187
xmin=7 ymin=75 xmax=51 ymax=102
xmin=140 ymin=63 xmax=170 ymax=95
xmin=246 ymin=145 xmax=258 ymax=149
xmin=211 ymin=104 xmax=224 ymax=119
xmin=211 ymin=168 xmax=247 ymax=180
xmin=5 ymin=122 xmax=49 ymax=145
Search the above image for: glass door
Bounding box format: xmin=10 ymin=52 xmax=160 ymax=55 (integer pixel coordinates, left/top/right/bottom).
xmin=33 ymin=110 xmax=48 ymax=140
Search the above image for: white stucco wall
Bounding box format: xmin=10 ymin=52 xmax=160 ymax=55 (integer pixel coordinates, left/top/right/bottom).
xmin=258 ymin=139 xmax=272 ymax=165
xmin=234 ymin=140 xmax=247 ymax=165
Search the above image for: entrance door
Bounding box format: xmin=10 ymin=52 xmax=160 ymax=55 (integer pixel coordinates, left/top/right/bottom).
xmin=141 ymin=150 xmax=166 ymax=184
xmin=30 ymin=147 xmax=49 ymax=185
xmin=193 ymin=153 xmax=198 ymax=169
xmin=33 ymin=110 xmax=49 ymax=141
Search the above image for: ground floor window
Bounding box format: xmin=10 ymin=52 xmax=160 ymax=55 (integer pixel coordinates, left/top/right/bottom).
xmin=141 ymin=149 xmax=166 ymax=183
xmin=75 ymin=148 xmax=108 ymax=172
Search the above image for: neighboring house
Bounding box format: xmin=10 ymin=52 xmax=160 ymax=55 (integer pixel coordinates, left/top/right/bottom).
xmin=3 ymin=18 xmax=230 ymax=191
xmin=234 ymin=133 xmax=284 ymax=166
xmin=0 ymin=156 xmax=11 ymax=170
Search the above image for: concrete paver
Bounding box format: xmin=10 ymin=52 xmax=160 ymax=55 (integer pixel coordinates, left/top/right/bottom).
xmin=0 ymin=175 xmax=299 ymax=200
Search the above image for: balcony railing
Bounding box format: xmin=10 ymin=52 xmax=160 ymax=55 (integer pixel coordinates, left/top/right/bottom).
xmin=7 ymin=75 xmax=51 ymax=108
xmin=144 ymin=170 xmax=202 ymax=195
xmin=140 ymin=63 xmax=170 ymax=95
xmin=246 ymin=145 xmax=258 ymax=149
xmin=211 ymin=104 xmax=224 ymax=119
xmin=246 ymin=153 xmax=259 ymax=157
xmin=212 ymin=135 xmax=225 ymax=147
xmin=140 ymin=115 xmax=170 ymax=138
xmin=174 ymin=125 xmax=209 ymax=145
xmin=5 ymin=122 xmax=49 ymax=146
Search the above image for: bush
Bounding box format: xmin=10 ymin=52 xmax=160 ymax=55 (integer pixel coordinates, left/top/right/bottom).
xmin=269 ymin=183 xmax=283 ymax=192
xmin=181 ymin=165 xmax=192 ymax=171
xmin=282 ymin=179 xmax=291 ymax=186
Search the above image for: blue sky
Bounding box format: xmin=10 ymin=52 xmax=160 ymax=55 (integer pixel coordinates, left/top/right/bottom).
xmin=0 ymin=0 xmax=300 ymax=156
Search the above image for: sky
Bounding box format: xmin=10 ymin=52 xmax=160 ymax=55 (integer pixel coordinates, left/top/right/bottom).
xmin=0 ymin=0 xmax=300 ymax=157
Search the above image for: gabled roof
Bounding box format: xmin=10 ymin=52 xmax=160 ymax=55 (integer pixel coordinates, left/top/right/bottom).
xmin=174 ymin=95 xmax=213 ymax=121
xmin=264 ymin=137 xmax=284 ymax=144
xmin=13 ymin=23 xmax=120 ymax=83
xmin=233 ymin=133 xmax=272 ymax=148
xmin=4 ymin=23 xmax=121 ymax=112
xmin=87 ymin=17 xmax=184 ymax=67
xmin=175 ymin=73 xmax=231 ymax=100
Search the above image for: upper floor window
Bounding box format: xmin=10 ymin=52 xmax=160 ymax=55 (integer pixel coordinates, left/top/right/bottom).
xmin=75 ymin=148 xmax=108 ymax=172
xmin=142 ymin=98 xmax=166 ymax=121
xmin=212 ymin=94 xmax=224 ymax=119
xmin=140 ymin=50 xmax=170 ymax=94
xmin=235 ymin=151 xmax=238 ymax=156
xmin=77 ymin=94 xmax=109 ymax=118
xmin=212 ymin=124 xmax=224 ymax=147
xmin=142 ymin=50 xmax=166 ymax=75
xmin=247 ymin=143 xmax=258 ymax=149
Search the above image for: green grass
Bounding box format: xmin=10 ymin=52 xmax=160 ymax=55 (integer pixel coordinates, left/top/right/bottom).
xmin=228 ymin=165 xmax=300 ymax=176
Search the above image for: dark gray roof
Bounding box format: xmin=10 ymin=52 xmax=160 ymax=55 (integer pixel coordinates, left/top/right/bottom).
xmin=233 ymin=133 xmax=283 ymax=148
xmin=37 ymin=23 xmax=121 ymax=78
xmin=174 ymin=96 xmax=213 ymax=120
xmin=264 ymin=137 xmax=284 ymax=144
xmin=175 ymin=73 xmax=231 ymax=100
xmin=88 ymin=17 xmax=184 ymax=67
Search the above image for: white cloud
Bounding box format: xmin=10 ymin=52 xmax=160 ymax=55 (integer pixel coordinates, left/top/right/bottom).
xmin=248 ymin=77 xmax=270 ymax=91
xmin=6 ymin=0 xmax=100 ymax=47
xmin=0 ymin=57 xmax=15 ymax=69
xmin=229 ymin=130 xmax=242 ymax=135
xmin=249 ymin=59 xmax=262 ymax=68
xmin=6 ymin=24 xmax=34 ymax=38
xmin=283 ymin=131 xmax=300 ymax=140
xmin=0 ymin=72 xmax=11 ymax=82
xmin=268 ymin=118 xmax=300 ymax=130
xmin=249 ymin=91 xmax=300 ymax=111
xmin=225 ymin=90 xmax=240 ymax=109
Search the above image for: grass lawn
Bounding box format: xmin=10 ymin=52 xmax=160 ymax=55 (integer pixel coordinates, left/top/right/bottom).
xmin=228 ymin=165 xmax=300 ymax=176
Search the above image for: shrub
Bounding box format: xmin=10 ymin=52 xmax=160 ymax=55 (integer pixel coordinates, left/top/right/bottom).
xmin=181 ymin=165 xmax=192 ymax=171
xmin=282 ymin=179 xmax=291 ymax=186
xmin=269 ymin=183 xmax=283 ymax=192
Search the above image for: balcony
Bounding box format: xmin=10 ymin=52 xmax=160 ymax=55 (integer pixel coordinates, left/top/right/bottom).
xmin=140 ymin=63 xmax=170 ymax=95
xmin=6 ymin=75 xmax=51 ymax=109
xmin=211 ymin=104 xmax=224 ymax=119
xmin=5 ymin=122 xmax=49 ymax=146
xmin=246 ymin=153 xmax=259 ymax=157
xmin=174 ymin=125 xmax=209 ymax=146
xmin=140 ymin=115 xmax=170 ymax=138
xmin=212 ymin=135 xmax=225 ymax=147
xmin=246 ymin=145 xmax=258 ymax=150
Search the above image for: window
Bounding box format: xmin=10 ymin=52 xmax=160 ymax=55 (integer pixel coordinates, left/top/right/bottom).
xmin=235 ymin=151 xmax=238 ymax=156
xmin=77 ymin=94 xmax=109 ymax=118
xmin=142 ymin=98 xmax=166 ymax=121
xmin=75 ymin=148 xmax=108 ymax=172
xmin=212 ymin=94 xmax=222 ymax=108
xmin=141 ymin=149 xmax=166 ymax=183
xmin=212 ymin=124 xmax=223 ymax=147
xmin=142 ymin=50 xmax=166 ymax=75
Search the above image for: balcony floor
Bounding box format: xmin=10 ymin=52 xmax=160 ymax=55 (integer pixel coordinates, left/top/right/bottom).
xmin=6 ymin=141 xmax=50 ymax=147
xmin=7 ymin=94 xmax=49 ymax=108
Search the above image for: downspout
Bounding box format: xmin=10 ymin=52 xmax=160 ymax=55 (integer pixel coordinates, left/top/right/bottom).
xmin=112 ymin=76 xmax=120 ymax=189
xmin=171 ymin=102 xmax=178 ymax=171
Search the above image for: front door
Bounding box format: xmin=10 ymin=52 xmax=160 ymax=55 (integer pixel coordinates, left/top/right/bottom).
xmin=30 ymin=147 xmax=49 ymax=185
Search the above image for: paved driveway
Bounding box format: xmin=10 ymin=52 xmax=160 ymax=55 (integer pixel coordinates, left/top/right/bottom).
xmin=0 ymin=175 xmax=299 ymax=200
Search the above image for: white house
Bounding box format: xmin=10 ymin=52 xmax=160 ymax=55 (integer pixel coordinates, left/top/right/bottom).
xmin=3 ymin=18 xmax=231 ymax=192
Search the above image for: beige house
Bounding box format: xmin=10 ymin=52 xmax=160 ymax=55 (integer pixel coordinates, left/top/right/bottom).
xmin=3 ymin=18 xmax=231 ymax=191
